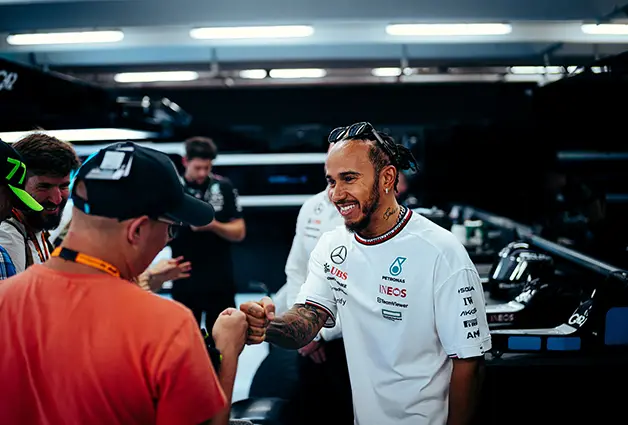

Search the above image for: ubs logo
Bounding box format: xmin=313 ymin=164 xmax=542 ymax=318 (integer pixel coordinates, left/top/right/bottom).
xmin=324 ymin=263 xmax=347 ymax=280
xmin=330 ymin=246 xmax=347 ymax=264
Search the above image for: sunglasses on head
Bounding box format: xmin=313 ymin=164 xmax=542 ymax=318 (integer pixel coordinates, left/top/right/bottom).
xmin=328 ymin=122 xmax=396 ymax=160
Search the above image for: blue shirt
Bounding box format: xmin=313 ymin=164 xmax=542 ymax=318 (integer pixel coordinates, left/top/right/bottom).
xmin=0 ymin=245 xmax=17 ymax=279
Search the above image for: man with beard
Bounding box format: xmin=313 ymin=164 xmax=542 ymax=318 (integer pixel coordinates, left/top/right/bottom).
xmin=240 ymin=122 xmax=491 ymax=425
xmin=0 ymin=133 xmax=79 ymax=273
xmin=0 ymin=139 xmax=44 ymax=278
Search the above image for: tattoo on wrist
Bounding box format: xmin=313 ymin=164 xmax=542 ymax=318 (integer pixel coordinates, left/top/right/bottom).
xmin=266 ymin=304 xmax=328 ymax=349
xmin=383 ymin=206 xmax=398 ymax=220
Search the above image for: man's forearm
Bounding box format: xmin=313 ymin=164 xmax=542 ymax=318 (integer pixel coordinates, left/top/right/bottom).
xmin=209 ymin=350 xmax=239 ymax=425
xmin=196 ymin=219 xmax=245 ymax=242
xmin=266 ymin=304 xmax=328 ymax=350
xmin=447 ymin=357 xmax=484 ymax=425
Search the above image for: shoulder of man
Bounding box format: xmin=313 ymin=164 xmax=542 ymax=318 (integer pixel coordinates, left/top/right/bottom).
xmin=406 ymin=213 xmax=475 ymax=273
xmin=314 ymin=223 xmax=348 ymax=251
xmin=0 ymin=220 xmax=26 ymax=249
xmin=297 ymin=191 xmax=321 ymax=213
xmin=210 ymin=173 xmax=236 ymax=190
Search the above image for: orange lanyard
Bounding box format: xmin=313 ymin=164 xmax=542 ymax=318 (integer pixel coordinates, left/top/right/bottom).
xmin=11 ymin=209 xmax=51 ymax=263
xmin=51 ymin=247 xmax=121 ymax=278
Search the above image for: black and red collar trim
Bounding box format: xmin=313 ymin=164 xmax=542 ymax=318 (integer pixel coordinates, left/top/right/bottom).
xmin=354 ymin=206 xmax=412 ymax=246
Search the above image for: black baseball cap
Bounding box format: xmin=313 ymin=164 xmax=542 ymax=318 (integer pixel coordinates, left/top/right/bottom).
xmin=0 ymin=139 xmax=43 ymax=212
xmin=71 ymin=142 xmax=214 ymax=226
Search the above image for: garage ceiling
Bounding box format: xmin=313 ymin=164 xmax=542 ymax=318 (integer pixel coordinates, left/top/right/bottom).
xmin=1 ymin=0 xmax=628 ymax=86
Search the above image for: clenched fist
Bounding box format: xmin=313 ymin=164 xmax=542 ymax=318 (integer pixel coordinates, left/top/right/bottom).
xmin=212 ymin=308 xmax=248 ymax=356
xmin=239 ymin=296 xmax=276 ymax=345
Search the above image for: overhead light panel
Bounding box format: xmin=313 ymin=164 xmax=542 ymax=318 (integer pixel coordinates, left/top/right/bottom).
xmin=6 ymin=30 xmax=124 ymax=45
xmin=269 ymin=68 xmax=326 ymax=79
xmin=190 ymin=25 xmax=314 ymax=40
xmin=239 ymin=69 xmax=268 ymax=79
xmin=371 ymin=67 xmax=402 ymax=77
xmin=114 ymin=71 xmax=199 ymax=83
xmin=509 ymin=66 xmax=565 ymax=75
xmin=0 ymin=128 xmax=157 ymax=144
xmin=581 ymin=24 xmax=628 ymax=35
xmin=386 ymin=23 xmax=512 ymax=36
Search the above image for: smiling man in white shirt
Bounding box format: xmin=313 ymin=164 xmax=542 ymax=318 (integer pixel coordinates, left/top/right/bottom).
xmin=241 ymin=122 xmax=490 ymax=425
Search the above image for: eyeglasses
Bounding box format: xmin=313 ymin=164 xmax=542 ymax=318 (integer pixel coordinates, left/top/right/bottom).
xmin=328 ymin=121 xmax=396 ymax=160
xmin=155 ymin=217 xmax=181 ymax=240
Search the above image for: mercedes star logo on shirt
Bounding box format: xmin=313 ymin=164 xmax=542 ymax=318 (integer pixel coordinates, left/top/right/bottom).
xmin=330 ymin=245 xmax=347 ymax=264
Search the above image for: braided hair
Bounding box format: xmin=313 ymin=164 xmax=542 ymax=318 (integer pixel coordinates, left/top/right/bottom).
xmin=344 ymin=131 xmax=419 ymax=192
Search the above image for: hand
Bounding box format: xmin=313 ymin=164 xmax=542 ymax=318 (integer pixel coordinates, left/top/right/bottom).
xmin=298 ymin=339 xmax=327 ymax=364
xmin=212 ymin=307 xmax=248 ymax=356
xmin=149 ymin=256 xmax=192 ymax=284
xmin=239 ymin=296 xmax=275 ymax=345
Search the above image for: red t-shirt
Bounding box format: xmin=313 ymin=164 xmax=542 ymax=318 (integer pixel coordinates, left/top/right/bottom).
xmin=0 ymin=264 xmax=227 ymax=425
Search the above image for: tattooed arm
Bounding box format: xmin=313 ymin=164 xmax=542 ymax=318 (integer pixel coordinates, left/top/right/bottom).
xmin=266 ymin=303 xmax=329 ymax=349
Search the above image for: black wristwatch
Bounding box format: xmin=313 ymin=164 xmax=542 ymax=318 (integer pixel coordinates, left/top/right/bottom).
xmin=201 ymin=328 xmax=222 ymax=372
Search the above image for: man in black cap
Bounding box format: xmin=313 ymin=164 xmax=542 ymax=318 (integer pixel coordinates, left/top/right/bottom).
xmin=0 ymin=139 xmax=43 ymax=278
xmin=0 ymin=142 xmax=248 ymax=425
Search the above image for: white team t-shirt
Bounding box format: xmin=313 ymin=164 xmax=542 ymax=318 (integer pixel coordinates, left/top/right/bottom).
xmin=295 ymin=207 xmax=491 ymax=425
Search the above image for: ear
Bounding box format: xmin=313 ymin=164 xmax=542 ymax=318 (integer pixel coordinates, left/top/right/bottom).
xmin=381 ymin=165 xmax=397 ymax=194
xmin=126 ymin=216 xmax=151 ymax=246
xmin=182 ymin=156 xmax=189 ymax=168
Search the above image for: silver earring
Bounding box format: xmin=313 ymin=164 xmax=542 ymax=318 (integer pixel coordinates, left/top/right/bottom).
xmin=385 ymin=188 xmax=389 ymax=194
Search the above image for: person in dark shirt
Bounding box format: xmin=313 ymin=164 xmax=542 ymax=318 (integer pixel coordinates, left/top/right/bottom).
xmin=169 ymin=137 xmax=246 ymax=334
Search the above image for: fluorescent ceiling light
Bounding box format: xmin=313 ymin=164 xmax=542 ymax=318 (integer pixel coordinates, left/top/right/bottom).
xmin=6 ymin=30 xmax=124 ymax=46
xmin=386 ymin=23 xmax=512 ymax=36
xmin=269 ymin=68 xmax=326 ymax=79
xmin=190 ymin=25 xmax=314 ymax=40
xmin=372 ymin=67 xmax=402 ymax=77
xmin=581 ymin=24 xmax=628 ymax=35
xmin=239 ymin=69 xmax=268 ymax=79
xmin=114 ymin=71 xmax=199 ymax=83
xmin=0 ymin=128 xmax=157 ymax=144
xmin=509 ymin=66 xmax=565 ymax=75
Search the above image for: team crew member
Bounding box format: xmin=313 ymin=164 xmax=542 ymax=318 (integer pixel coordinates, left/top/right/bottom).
xmin=0 ymin=142 xmax=248 ymax=425
xmin=241 ymin=122 xmax=491 ymax=425
xmin=0 ymin=133 xmax=79 ymax=272
xmin=0 ymin=139 xmax=43 ymax=278
xmin=170 ymin=137 xmax=246 ymax=333
xmin=276 ymin=185 xmax=353 ymax=424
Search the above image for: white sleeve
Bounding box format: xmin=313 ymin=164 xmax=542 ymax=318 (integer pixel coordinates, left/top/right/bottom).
xmin=319 ymin=314 xmax=342 ymax=341
xmin=0 ymin=223 xmax=27 ymax=274
xmin=283 ymin=203 xmax=310 ymax=310
xmin=434 ymin=267 xmax=491 ymax=359
xmin=294 ymin=235 xmax=337 ymax=328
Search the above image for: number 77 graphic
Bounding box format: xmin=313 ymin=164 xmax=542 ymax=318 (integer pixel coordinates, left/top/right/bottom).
xmin=6 ymin=158 xmax=26 ymax=184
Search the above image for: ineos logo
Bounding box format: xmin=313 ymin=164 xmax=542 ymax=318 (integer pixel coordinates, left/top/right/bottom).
xmin=330 ymin=245 xmax=347 ymax=264
xmin=0 ymin=70 xmax=18 ymax=92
